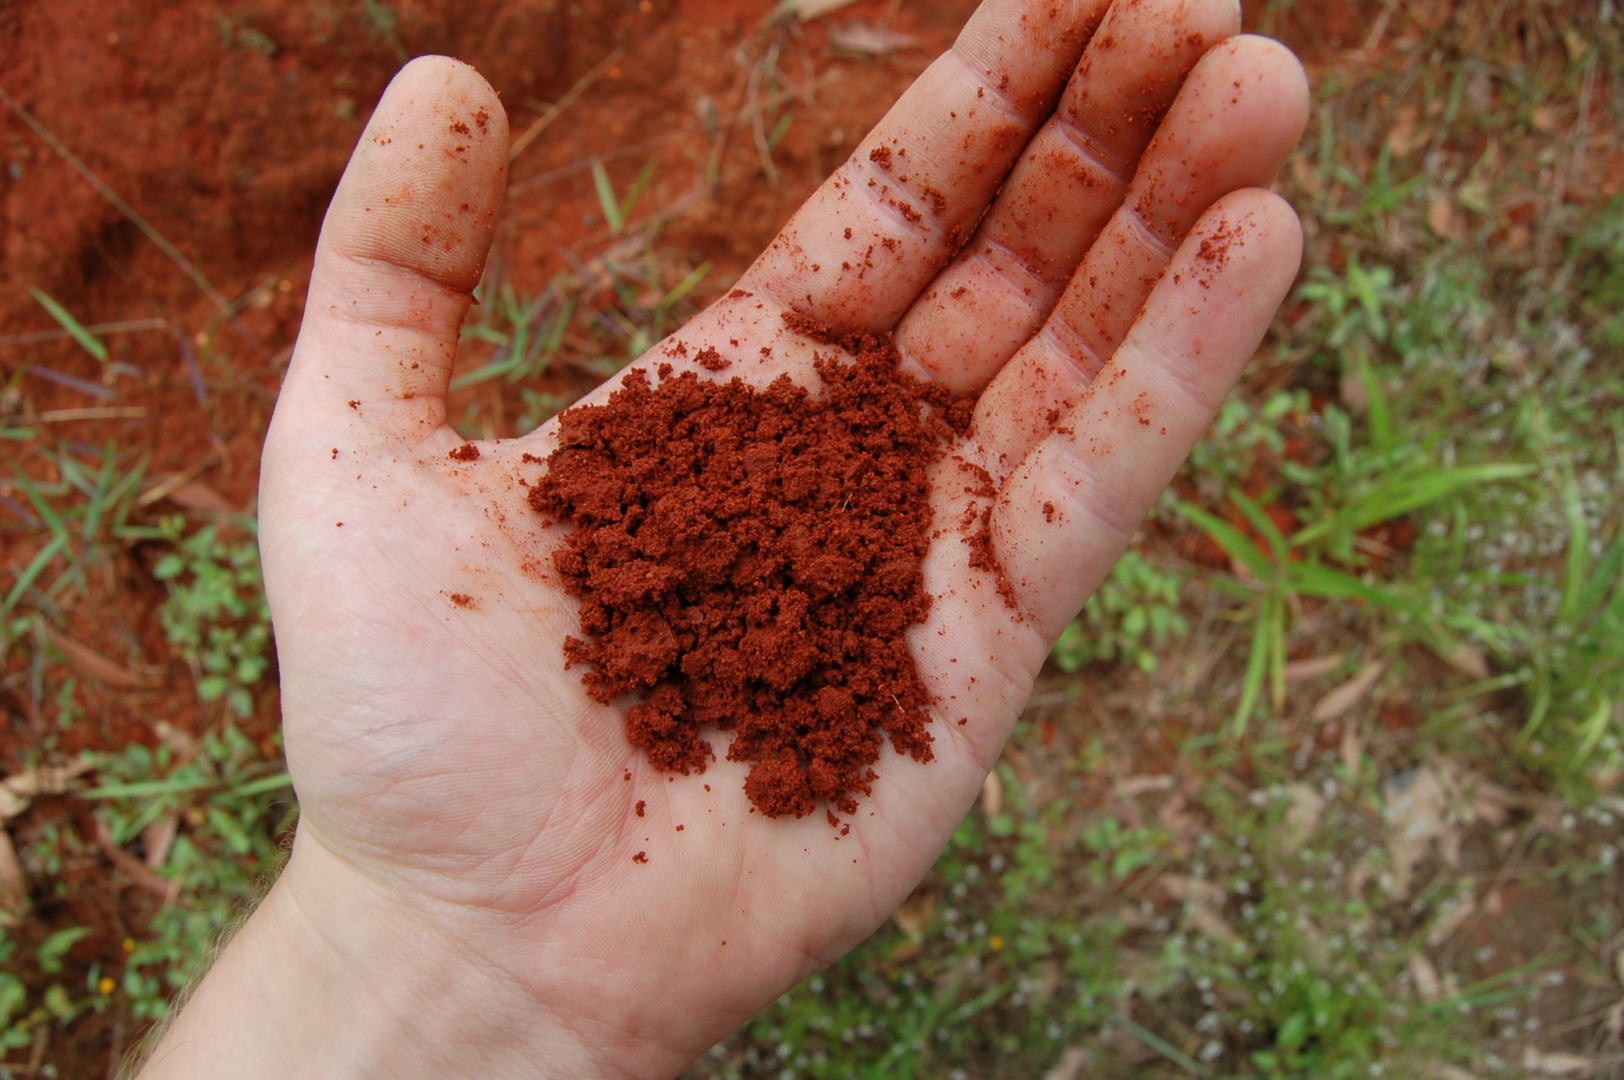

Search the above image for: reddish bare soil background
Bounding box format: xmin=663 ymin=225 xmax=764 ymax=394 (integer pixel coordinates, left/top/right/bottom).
xmin=0 ymin=0 xmax=1378 ymax=1073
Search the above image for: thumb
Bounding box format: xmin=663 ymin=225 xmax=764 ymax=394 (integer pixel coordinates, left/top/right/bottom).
xmin=277 ymin=56 xmax=508 ymax=443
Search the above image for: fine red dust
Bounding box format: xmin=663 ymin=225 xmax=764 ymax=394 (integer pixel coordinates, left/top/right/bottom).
xmin=529 ymin=327 xmax=975 ymax=818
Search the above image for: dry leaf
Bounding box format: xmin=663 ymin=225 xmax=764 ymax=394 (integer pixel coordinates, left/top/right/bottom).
xmin=0 ymin=829 xmax=26 ymax=925
xmin=1444 ymin=643 xmax=1490 ymax=679
xmin=1340 ymin=366 xmax=1370 ymax=414
xmin=981 ymin=767 xmax=1003 ymax=818
xmin=1189 ymin=904 xmax=1242 ymax=946
xmin=165 ymin=480 xmax=236 ymax=513
xmin=1428 ymin=196 xmax=1461 ymax=239
xmin=1384 ymin=764 xmax=1451 ymax=898
xmin=790 ymin=0 xmax=858 ymax=19
xmin=43 ymin=625 xmax=156 ymax=689
xmin=1427 ymin=894 xmax=1478 ymax=946
xmin=0 ymin=787 xmax=28 ymax=821
xmin=1289 ymin=154 xmax=1322 ymax=199
xmin=828 ymin=21 xmax=918 ymax=56
xmin=1043 ymin=1047 xmax=1091 ymax=1080
xmin=94 ymin=819 xmax=180 ymax=904
xmin=144 ymin=813 xmax=179 ymax=872
xmin=1427 ymin=1064 xmax=1486 ymax=1080
xmin=1285 ymin=654 xmax=1344 ymax=683
xmin=1340 ymin=721 xmax=1364 ymax=782
xmin=1160 ymin=873 xmax=1224 ymax=906
xmin=1113 ymin=775 xmax=1174 ymax=799
xmin=1161 ymin=874 xmax=1241 ymax=944
xmin=1157 ymin=793 xmax=1197 ymax=838
xmin=153 ymin=720 xmax=200 ymax=760
xmin=1116 ymin=904 xmax=1154 ymax=930
xmin=890 ymin=889 xmax=935 ymax=938
xmin=1384 ymin=758 xmax=1517 ymax=898
xmin=1279 ymin=783 xmax=1325 ymax=853
xmin=1386 ymin=105 xmax=1430 ymax=155
xmin=1522 ymin=1049 xmax=1597 ymax=1076
xmin=1409 ymin=951 xmax=1444 ymax=1002
xmin=1311 ymin=661 xmax=1386 ymax=723
xmin=1 ymin=757 xmax=96 ymax=819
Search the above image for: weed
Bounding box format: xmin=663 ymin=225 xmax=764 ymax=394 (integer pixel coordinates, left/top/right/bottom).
xmin=1050 ymin=549 xmax=1188 ymax=675
xmin=2 ymin=442 xmax=147 ymax=655
xmin=83 ymin=723 xmax=293 ymax=1020
xmin=27 ymin=287 xmax=108 ymax=363
xmin=144 ymin=515 xmax=273 ymax=719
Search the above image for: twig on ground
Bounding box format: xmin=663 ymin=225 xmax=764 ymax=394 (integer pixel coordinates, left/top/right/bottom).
xmin=509 ymin=47 xmax=625 ymax=162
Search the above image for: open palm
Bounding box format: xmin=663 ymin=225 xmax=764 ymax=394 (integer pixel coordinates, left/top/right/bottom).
xmin=231 ymin=0 xmax=1307 ymax=1075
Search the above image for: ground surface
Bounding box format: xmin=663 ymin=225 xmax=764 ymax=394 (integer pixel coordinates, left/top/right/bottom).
xmin=3 ymin=1 xmax=1622 ymax=1077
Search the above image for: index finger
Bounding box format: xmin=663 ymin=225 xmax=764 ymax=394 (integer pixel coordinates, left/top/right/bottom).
xmin=736 ymin=0 xmax=1108 ymax=329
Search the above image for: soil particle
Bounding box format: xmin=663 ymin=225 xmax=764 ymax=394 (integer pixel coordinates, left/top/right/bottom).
xmin=529 ymin=326 xmax=978 ymax=818
xmin=694 ymin=346 xmax=731 ymax=372
xmin=869 ymin=144 xmax=893 ymax=169
xmin=449 ymin=443 xmax=481 ymax=461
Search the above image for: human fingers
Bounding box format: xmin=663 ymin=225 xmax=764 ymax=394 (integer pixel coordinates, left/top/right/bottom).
xmin=893 ymin=0 xmax=1241 ymax=392
xmin=733 ymin=0 xmax=1109 ymax=330
xmin=271 ymin=56 xmax=507 ymax=445
xmin=969 ymin=34 xmax=1307 ymax=467
xmin=983 ymin=190 xmax=1302 ymax=641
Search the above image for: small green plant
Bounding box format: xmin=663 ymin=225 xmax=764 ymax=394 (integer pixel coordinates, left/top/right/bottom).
xmin=0 ymin=925 xmax=105 ymax=1052
xmin=148 ymin=515 xmax=273 ymax=718
xmin=1050 ymin=549 xmax=1188 ymax=674
xmin=28 ymin=286 xmax=108 ymax=362
xmin=450 ymin=227 xmax=710 ymax=409
xmin=84 ymin=723 xmax=293 ymax=1020
xmin=3 ymin=442 xmax=146 ymax=654
xmin=451 ymin=280 xmax=573 ymax=391
xmin=590 ymin=158 xmax=657 ymax=237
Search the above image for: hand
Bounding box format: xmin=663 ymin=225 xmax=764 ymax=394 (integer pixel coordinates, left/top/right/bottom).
xmin=138 ymin=1 xmax=1306 ymax=1076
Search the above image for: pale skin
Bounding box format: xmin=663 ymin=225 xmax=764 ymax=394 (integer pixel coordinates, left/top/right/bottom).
xmin=135 ymin=1 xmax=1308 ymax=1076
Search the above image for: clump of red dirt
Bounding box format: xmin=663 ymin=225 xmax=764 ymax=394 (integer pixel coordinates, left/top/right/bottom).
xmin=528 ymin=327 xmax=974 ymax=818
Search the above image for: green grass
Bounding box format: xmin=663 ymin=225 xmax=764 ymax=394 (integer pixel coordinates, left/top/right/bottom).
xmin=696 ymin=3 xmax=1624 ymax=1076
xmin=448 ymin=178 xmax=711 ymax=439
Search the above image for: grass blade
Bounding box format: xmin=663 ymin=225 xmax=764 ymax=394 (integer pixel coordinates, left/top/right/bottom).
xmin=1232 ymin=595 xmax=1274 ymax=738
xmin=1172 ymin=502 xmax=1274 ymax=581
xmin=1291 ymin=463 xmax=1537 ymax=549
xmin=2 ymin=532 xmax=68 ymax=616
xmin=657 ymin=261 xmax=712 ymax=316
xmin=29 ymin=286 xmax=108 ymax=363
xmin=1106 ymin=1011 xmax=1211 ymax=1077
xmin=1357 ymin=349 xmax=1394 ymax=457
xmin=591 ymin=159 xmax=624 ymax=234
xmin=79 ymin=775 xmax=212 ymax=798
xmin=1288 ymin=563 xmax=1409 ymax=608
xmin=227 ymin=772 xmax=293 ymax=798
xmin=1230 ymin=489 xmax=1290 ymax=563
xmin=618 ymin=159 xmax=658 ymax=224
xmin=1574 ymin=696 xmax=1614 ymax=762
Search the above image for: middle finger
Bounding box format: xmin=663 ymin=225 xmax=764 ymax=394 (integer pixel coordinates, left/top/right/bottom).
xmin=893 ymin=0 xmax=1242 ymax=394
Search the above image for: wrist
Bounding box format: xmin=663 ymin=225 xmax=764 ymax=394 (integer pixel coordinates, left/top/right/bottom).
xmin=135 ymin=829 xmax=660 ymax=1080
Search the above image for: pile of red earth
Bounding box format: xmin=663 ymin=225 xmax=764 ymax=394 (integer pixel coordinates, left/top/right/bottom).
xmin=529 ymin=327 xmax=974 ymax=818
